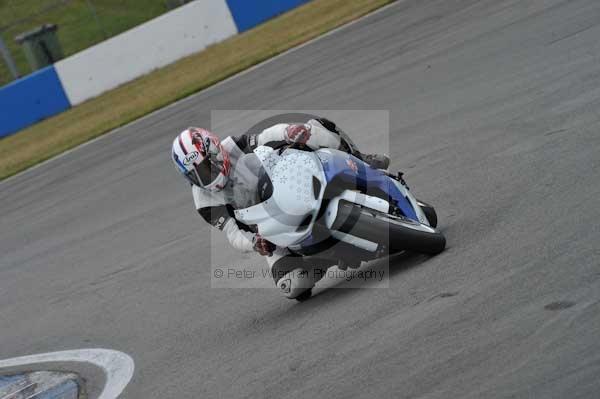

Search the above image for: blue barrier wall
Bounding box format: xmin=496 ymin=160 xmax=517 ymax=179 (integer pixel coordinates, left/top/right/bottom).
xmin=226 ymin=0 xmax=312 ymax=32
xmin=0 ymin=0 xmax=315 ymax=139
xmin=0 ymin=66 xmax=70 ymax=138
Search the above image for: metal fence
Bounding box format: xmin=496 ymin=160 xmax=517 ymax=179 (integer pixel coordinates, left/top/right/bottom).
xmin=0 ymin=0 xmax=192 ymax=86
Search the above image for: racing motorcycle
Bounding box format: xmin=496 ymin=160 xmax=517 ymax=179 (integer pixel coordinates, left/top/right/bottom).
xmin=235 ymin=140 xmax=446 ymax=301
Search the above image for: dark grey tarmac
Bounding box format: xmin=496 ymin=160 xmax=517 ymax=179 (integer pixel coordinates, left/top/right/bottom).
xmin=2 ymin=0 xmax=600 ymax=397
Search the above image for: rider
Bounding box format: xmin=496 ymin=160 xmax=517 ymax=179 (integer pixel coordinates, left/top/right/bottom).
xmin=171 ymin=117 xmax=389 ymax=298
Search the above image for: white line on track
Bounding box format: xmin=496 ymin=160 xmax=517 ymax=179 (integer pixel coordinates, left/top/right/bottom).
xmin=1 ymin=1 xmax=401 ymax=186
xmin=0 ymin=348 xmax=134 ymax=399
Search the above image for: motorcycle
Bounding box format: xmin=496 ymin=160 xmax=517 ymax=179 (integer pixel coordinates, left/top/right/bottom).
xmin=235 ymin=143 xmax=445 ymax=301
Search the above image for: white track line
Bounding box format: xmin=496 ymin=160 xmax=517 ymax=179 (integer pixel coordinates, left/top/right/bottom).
xmin=0 ymin=348 xmax=134 ymax=399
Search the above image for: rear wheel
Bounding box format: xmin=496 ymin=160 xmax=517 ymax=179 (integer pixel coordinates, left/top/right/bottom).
xmin=332 ymin=202 xmax=446 ymax=255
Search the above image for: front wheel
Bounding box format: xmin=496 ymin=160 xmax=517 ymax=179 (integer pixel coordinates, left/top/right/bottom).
xmin=332 ymin=202 xmax=446 ymax=255
xmin=417 ymin=199 xmax=438 ymax=228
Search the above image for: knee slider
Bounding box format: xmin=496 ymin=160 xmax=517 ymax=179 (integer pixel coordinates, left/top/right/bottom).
xmin=276 ymin=268 xmax=315 ymax=299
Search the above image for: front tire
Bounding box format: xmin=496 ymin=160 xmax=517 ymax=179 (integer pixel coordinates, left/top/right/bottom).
xmin=332 ymin=202 xmax=446 ymax=255
xmin=417 ymin=199 xmax=438 ymax=228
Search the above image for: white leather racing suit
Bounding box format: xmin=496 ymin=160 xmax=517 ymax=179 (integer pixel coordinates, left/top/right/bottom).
xmin=192 ymin=119 xmax=348 ymax=268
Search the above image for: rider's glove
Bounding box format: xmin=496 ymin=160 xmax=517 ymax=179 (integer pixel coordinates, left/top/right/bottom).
xmin=284 ymin=124 xmax=312 ymax=145
xmin=253 ymin=234 xmax=276 ymax=256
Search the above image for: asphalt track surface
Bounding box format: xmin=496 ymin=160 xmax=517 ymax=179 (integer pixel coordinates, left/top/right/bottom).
xmin=2 ymin=0 xmax=600 ymax=397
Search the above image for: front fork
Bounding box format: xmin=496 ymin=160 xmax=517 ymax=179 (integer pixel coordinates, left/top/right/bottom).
xmin=389 ymin=174 xmax=431 ymax=227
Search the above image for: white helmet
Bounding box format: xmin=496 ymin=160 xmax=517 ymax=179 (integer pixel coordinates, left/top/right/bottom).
xmin=171 ymin=127 xmax=231 ymax=191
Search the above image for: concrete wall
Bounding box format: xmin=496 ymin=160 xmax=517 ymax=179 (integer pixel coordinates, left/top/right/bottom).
xmin=0 ymin=66 xmax=70 ymax=138
xmin=54 ymin=0 xmax=238 ymax=106
xmin=0 ymin=0 xmax=315 ymax=138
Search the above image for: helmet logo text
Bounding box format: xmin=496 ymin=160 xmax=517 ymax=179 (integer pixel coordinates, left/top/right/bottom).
xmin=183 ymin=151 xmax=199 ymax=166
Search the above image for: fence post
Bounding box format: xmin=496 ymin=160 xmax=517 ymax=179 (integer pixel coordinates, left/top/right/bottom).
xmin=0 ymin=35 xmax=20 ymax=80
xmin=85 ymin=0 xmax=108 ymax=39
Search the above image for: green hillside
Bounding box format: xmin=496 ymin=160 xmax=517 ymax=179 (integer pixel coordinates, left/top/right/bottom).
xmin=0 ymin=0 xmax=170 ymax=85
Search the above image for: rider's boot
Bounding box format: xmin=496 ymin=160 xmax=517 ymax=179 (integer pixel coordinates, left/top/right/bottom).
xmin=312 ymin=117 xmax=391 ymax=170
xmin=362 ymin=153 xmax=390 ymax=170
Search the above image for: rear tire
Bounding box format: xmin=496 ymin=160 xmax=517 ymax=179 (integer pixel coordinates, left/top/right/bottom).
xmin=332 ymin=202 xmax=446 ymax=255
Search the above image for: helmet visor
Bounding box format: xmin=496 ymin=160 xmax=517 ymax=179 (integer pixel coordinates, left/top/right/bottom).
xmin=194 ymin=153 xmax=223 ymax=187
xmin=184 ymin=169 xmax=201 ymax=186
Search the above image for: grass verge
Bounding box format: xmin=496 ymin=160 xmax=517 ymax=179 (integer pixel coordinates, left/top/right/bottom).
xmin=0 ymin=0 xmax=169 ymax=85
xmin=0 ymin=0 xmax=393 ymax=181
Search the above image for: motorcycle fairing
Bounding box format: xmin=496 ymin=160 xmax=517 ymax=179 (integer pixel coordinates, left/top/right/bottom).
xmin=234 ymin=147 xmax=327 ymax=247
xmin=235 ymin=146 xmax=426 ymax=249
xmin=316 ymin=149 xmax=418 ymax=221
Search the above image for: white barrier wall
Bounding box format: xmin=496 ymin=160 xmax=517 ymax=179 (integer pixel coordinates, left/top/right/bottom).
xmin=54 ymin=0 xmax=237 ymax=105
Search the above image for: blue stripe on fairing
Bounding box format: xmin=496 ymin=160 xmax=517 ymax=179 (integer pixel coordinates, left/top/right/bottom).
xmin=0 ymin=375 xmax=26 ymax=389
xmin=321 ymin=152 xmax=418 ymax=221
